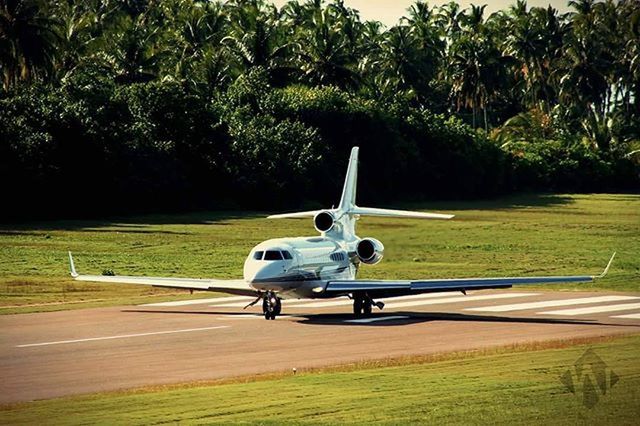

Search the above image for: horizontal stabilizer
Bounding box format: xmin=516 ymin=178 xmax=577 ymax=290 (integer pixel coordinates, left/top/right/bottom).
xmin=350 ymin=207 xmax=454 ymax=220
xmin=267 ymin=210 xmax=321 ymax=219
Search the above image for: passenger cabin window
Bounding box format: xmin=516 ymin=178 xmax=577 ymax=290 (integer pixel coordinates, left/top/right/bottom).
xmin=282 ymin=251 xmax=292 ymax=260
xmin=264 ymin=251 xmax=283 ymax=261
xmin=253 ymin=251 xmax=264 ymax=260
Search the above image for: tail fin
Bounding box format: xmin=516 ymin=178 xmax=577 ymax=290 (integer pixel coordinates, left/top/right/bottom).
xmin=338 ymin=147 xmax=359 ymax=211
xmin=338 ymin=147 xmax=453 ymax=219
xmin=267 ymin=146 xmax=454 ymax=221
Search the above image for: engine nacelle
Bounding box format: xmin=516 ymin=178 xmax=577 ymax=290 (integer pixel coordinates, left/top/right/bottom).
xmin=356 ymin=238 xmax=384 ymax=265
xmin=313 ymin=211 xmax=336 ymax=233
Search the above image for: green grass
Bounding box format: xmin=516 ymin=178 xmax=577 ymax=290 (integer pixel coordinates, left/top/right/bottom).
xmin=2 ymin=334 xmax=639 ymax=425
xmin=1 ymin=193 xmax=638 ymax=314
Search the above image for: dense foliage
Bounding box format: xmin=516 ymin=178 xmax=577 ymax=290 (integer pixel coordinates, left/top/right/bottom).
xmin=0 ymin=0 xmax=638 ymax=219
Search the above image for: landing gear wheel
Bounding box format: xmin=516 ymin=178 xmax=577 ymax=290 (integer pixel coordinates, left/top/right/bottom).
xmin=353 ymin=297 xmax=363 ymax=316
xmin=263 ymin=291 xmax=281 ymax=320
xmin=363 ymin=300 xmax=372 ymax=316
xmin=274 ymin=298 xmax=282 ymax=316
xmin=353 ymin=294 xmax=374 ymax=317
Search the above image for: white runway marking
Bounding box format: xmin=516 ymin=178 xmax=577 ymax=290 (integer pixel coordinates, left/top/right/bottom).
xmin=385 ymin=293 xmax=538 ymax=309
xmin=466 ymin=295 xmax=639 ymax=312
xmin=344 ymin=316 xmax=409 ymax=323
xmin=17 ymin=326 xmax=230 ymax=348
xmin=542 ymin=303 xmax=640 ymax=316
xmin=611 ymin=313 xmax=640 ymax=320
xmin=141 ymin=296 xmax=251 ymax=307
xmin=216 ymin=314 xmax=263 ymax=320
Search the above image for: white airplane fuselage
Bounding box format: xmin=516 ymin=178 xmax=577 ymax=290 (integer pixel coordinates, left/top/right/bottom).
xmin=243 ymin=234 xmax=359 ymax=299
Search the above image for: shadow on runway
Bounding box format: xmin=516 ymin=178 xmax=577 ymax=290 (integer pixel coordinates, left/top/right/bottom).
xmin=294 ymin=311 xmax=640 ymax=327
xmin=122 ymin=308 xmax=640 ymax=328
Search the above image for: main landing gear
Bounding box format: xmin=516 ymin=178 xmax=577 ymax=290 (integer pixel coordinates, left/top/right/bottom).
xmin=352 ymin=293 xmax=384 ymax=317
xmin=262 ymin=290 xmax=282 ymax=320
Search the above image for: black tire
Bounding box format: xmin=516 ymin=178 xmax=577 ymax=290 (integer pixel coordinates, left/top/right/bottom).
xmin=264 ymin=311 xmax=271 ymax=320
xmin=353 ymin=297 xmax=363 ymax=316
xmin=363 ymin=301 xmax=372 ymax=315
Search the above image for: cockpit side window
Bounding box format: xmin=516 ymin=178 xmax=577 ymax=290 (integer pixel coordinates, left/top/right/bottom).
xmin=281 ymin=251 xmax=292 ymax=260
xmin=264 ymin=250 xmax=283 ymax=261
xmin=253 ymin=251 xmax=264 ymax=260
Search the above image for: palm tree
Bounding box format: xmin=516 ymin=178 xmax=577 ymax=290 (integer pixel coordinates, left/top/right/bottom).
xmin=503 ymin=4 xmax=565 ymax=112
xmin=173 ymin=0 xmax=229 ymax=89
xmin=461 ymin=4 xmax=486 ymax=34
xmin=0 ymin=0 xmax=60 ymax=90
xmin=622 ymin=1 xmax=640 ymax=114
xmin=371 ymin=23 xmax=439 ymax=104
xmin=294 ymin=6 xmax=359 ymax=88
xmin=559 ymin=0 xmax=610 ymax=117
xmin=436 ymin=1 xmax=462 ymax=44
xmin=51 ymin=0 xmax=100 ymax=81
xmin=403 ymin=1 xmax=443 ymax=88
xmin=222 ymin=0 xmax=293 ymax=84
xmin=449 ymin=33 xmax=511 ymax=130
xmin=99 ymin=13 xmax=165 ymax=83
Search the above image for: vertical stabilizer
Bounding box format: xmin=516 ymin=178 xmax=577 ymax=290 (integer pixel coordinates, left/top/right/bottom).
xmin=266 ymin=146 xmax=453 ymax=231
xmin=338 ymin=147 xmax=359 ymax=211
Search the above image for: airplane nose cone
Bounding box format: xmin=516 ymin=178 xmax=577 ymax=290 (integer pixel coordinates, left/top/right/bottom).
xmin=244 ymin=262 xmax=283 ymax=283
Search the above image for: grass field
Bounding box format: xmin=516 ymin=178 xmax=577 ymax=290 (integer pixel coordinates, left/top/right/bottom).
xmin=1 ymin=334 xmax=638 ymax=424
xmin=1 ymin=193 xmax=638 ymax=314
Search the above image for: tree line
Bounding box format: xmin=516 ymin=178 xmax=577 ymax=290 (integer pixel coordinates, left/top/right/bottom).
xmin=0 ymin=0 xmax=638 ymax=220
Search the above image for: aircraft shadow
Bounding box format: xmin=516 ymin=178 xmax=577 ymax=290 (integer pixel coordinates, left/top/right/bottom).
xmin=295 ymin=311 xmax=640 ymax=327
xmin=122 ymin=309 xmax=640 ymax=328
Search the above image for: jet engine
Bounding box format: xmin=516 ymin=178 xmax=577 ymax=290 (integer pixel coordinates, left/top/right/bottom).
xmin=356 ymin=238 xmax=384 ymax=265
xmin=313 ymin=211 xmax=336 ymax=233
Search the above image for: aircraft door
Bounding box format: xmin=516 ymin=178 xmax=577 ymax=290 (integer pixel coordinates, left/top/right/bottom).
xmin=281 ymin=250 xmax=298 ymax=273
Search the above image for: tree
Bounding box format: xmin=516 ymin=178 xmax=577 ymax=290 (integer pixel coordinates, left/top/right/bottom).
xmin=294 ymin=5 xmax=360 ymax=88
xmin=222 ymin=0 xmax=293 ymax=85
xmin=447 ymin=5 xmax=511 ymax=130
xmin=0 ymin=0 xmax=60 ymax=90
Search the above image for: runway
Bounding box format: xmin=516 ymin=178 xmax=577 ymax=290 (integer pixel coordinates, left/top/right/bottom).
xmin=1 ymin=289 xmax=640 ymax=404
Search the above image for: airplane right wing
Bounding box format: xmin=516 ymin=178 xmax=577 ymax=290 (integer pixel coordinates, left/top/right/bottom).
xmin=321 ymin=252 xmax=616 ymax=296
xmin=68 ymin=252 xmax=256 ymax=296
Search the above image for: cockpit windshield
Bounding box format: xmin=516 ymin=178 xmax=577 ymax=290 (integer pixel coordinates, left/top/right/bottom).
xmin=264 ymin=251 xmax=283 ymax=261
xmin=253 ymin=250 xmax=292 ymax=261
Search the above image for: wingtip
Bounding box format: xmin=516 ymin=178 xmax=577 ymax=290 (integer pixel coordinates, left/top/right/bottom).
xmin=68 ymin=251 xmax=78 ymax=278
xmin=595 ymin=251 xmax=616 ymax=279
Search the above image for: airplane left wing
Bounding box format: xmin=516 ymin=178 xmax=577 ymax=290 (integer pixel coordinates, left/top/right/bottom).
xmin=321 ymin=252 xmax=616 ymax=296
xmin=68 ymin=252 xmax=256 ymax=296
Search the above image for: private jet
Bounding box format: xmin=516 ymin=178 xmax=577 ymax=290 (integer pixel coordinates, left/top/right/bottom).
xmin=68 ymin=147 xmax=615 ymax=320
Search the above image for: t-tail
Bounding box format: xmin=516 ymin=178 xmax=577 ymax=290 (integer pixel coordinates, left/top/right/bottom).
xmin=268 ymin=147 xmax=454 ymax=239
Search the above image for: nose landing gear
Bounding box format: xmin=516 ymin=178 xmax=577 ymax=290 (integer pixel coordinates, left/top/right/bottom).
xmin=262 ymin=291 xmax=282 ymax=320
